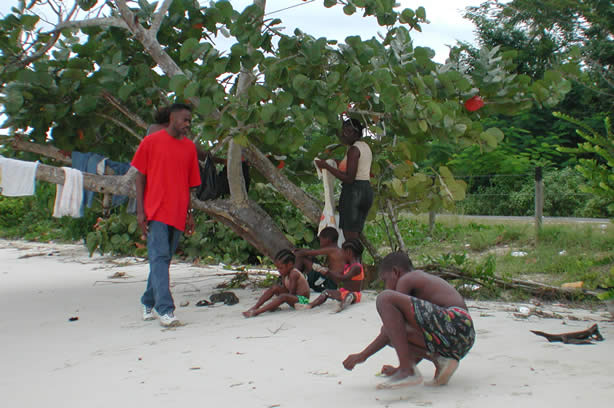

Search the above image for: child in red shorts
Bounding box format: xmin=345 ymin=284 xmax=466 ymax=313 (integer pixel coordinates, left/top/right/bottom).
xmin=298 ymin=239 xmax=364 ymax=312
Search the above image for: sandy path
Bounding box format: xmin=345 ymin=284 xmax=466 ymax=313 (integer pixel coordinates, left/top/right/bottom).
xmin=1 ymin=239 xmax=613 ymax=407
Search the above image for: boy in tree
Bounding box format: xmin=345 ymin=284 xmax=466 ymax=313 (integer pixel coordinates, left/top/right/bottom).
xmin=299 ymin=239 xmax=365 ymax=312
xmin=343 ymin=251 xmax=475 ymax=389
xmin=294 ymin=227 xmax=344 ymax=292
xmin=243 ymin=249 xmax=311 ymax=318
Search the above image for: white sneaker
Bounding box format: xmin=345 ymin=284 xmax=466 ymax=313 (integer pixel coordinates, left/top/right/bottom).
xmin=142 ymin=305 xmax=155 ymax=321
xmin=159 ymin=313 xmax=180 ymax=327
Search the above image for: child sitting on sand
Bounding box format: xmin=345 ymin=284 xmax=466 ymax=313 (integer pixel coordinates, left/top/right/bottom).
xmin=343 ymin=251 xmax=475 ymax=389
xmin=294 ymin=227 xmax=345 ymax=292
xmin=297 ymin=239 xmax=364 ymax=312
xmin=243 ymin=249 xmax=311 ymax=318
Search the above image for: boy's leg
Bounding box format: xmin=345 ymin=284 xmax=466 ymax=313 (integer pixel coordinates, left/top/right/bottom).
xmin=249 ymin=294 xmax=298 ymax=317
xmin=375 ymin=290 xmax=427 ymax=389
xmin=425 ymin=355 xmax=459 ymax=386
xmin=143 ymin=221 xmax=178 ymax=317
xmin=243 ymin=286 xmax=284 ymax=316
xmin=308 ymin=289 xmax=341 ymax=309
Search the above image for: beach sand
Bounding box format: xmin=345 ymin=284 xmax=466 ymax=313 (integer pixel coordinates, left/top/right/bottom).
xmin=1 ymin=239 xmax=613 ymax=407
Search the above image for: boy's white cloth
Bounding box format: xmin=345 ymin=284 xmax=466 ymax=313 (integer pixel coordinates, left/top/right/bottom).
xmin=53 ymin=167 xmax=84 ymax=218
xmin=0 ymin=156 xmax=39 ymax=196
xmin=314 ymin=158 xmax=344 ymax=246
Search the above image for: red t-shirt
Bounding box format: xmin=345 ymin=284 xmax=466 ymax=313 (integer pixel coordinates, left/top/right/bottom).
xmin=131 ymin=130 xmax=201 ymax=231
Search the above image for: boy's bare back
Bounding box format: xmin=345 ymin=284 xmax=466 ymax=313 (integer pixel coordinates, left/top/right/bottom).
xmin=396 ymin=271 xmax=467 ymax=310
xmin=325 ymin=247 xmax=346 ymax=275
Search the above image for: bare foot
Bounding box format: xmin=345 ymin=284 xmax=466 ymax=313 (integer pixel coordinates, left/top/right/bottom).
xmin=380 ymin=365 xmax=398 ymax=376
xmin=335 ymin=293 xmax=355 ymax=313
xmin=242 ymin=310 xmax=256 ymax=318
xmin=376 ymin=366 xmax=422 ymax=389
xmin=425 ymin=356 xmax=459 ymax=386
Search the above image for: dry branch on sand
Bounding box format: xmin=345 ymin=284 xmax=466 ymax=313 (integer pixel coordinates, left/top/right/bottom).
xmin=531 ymin=324 xmax=605 ymax=344
xmin=421 ymin=264 xmax=600 ymax=300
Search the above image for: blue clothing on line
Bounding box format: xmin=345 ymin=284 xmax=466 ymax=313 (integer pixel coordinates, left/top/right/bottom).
xmin=71 ymin=152 xmax=133 ymax=211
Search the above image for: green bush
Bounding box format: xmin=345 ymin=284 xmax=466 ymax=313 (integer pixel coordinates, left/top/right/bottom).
xmin=456 ymin=168 xmax=604 ymax=217
xmin=0 ymin=182 xmax=98 ymax=242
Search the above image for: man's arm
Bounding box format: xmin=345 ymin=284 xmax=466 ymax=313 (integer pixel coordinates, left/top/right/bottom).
xmin=185 ymin=190 xmax=197 ymax=236
xmin=135 ymin=171 xmax=147 ymax=238
xmin=343 ymin=328 xmax=389 ymax=370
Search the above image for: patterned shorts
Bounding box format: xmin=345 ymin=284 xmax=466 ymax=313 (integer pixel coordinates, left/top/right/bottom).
xmin=411 ymin=297 xmax=475 ymax=361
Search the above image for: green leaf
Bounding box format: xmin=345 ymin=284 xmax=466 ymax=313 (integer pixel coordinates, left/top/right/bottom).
xmin=196 ymin=97 xmax=213 ymax=117
xmin=343 ymin=5 xmax=356 ymax=15
xmin=324 ymin=0 xmax=337 ymax=8
xmin=184 ymin=81 xmax=200 ymax=98
xmin=391 ymin=178 xmax=406 ymax=197
xmin=169 ymin=74 xmax=188 ymax=94
xmin=118 ymin=84 xmax=135 ymax=101
xmin=260 ymin=104 xmax=277 ymax=123
xmin=180 ymin=38 xmax=200 ymax=61
xmin=416 ymin=7 xmax=426 ymax=20
xmin=21 ymin=14 xmax=39 ymax=30
xmin=292 ymin=74 xmax=310 ymax=92
xmin=73 ymin=95 xmax=97 ymax=114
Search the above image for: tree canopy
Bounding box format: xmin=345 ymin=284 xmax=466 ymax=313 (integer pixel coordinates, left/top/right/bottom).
xmin=0 ymin=0 xmax=572 ymax=257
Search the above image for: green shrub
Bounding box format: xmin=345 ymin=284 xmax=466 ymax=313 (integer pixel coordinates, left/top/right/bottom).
xmin=457 ymin=168 xmax=603 ymax=217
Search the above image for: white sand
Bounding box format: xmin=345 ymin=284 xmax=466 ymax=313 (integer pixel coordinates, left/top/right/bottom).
xmin=1 ymin=239 xmax=613 ymax=408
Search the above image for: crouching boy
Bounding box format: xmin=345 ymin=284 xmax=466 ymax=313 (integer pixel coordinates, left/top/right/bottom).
xmin=343 ymin=251 xmax=475 ymax=389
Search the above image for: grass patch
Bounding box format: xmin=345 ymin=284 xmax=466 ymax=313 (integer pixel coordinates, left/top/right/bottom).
xmin=364 ymin=216 xmax=614 ymax=299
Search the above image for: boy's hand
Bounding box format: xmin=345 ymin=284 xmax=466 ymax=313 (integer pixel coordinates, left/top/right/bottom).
xmin=343 ymin=353 xmax=365 ymax=370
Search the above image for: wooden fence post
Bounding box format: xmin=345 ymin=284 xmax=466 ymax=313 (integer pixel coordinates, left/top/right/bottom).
xmin=535 ymin=167 xmax=544 ymax=234
xmin=428 ymin=210 xmax=436 ymax=235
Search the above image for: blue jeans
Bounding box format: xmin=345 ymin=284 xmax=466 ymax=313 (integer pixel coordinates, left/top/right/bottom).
xmin=141 ymin=221 xmax=182 ymax=316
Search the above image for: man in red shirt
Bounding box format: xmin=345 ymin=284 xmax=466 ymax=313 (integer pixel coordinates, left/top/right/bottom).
xmin=131 ymin=103 xmax=201 ymax=327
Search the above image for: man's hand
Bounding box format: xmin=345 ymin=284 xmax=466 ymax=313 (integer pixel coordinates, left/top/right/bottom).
xmin=137 ymin=210 xmax=148 ymax=239
xmin=185 ymin=212 xmax=195 ymax=236
xmin=343 ymin=353 xmax=365 ymax=371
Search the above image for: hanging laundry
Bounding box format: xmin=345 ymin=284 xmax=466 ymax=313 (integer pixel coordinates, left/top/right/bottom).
xmin=105 ymin=160 xmax=134 ymax=210
xmin=53 ymin=167 xmax=84 ymax=218
xmin=314 ymin=158 xmax=345 ymax=246
xmin=71 ymin=151 xmax=106 ymax=208
xmin=0 ymin=156 xmax=39 ymax=197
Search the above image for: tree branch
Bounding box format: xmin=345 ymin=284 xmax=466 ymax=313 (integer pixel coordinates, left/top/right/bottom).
xmin=54 ymin=16 xmax=129 ymax=32
xmin=100 ymin=90 xmax=148 ymax=130
xmin=150 ymin=0 xmax=173 ymax=34
xmin=11 ymin=135 xmax=71 ymax=164
xmin=95 ymin=113 xmax=142 ymax=142
xmin=114 ymin=0 xmax=183 ymax=77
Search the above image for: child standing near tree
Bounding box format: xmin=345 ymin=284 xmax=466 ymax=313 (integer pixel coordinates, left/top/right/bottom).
xmin=243 ymin=249 xmax=311 ymax=318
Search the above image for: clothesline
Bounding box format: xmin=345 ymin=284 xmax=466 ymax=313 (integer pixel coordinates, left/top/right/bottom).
xmin=0 ymin=153 xmax=135 ymax=218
